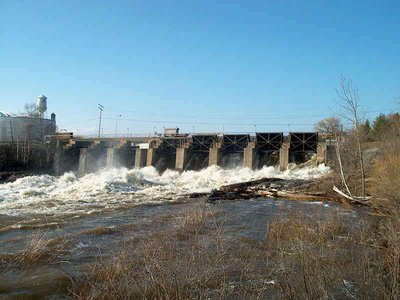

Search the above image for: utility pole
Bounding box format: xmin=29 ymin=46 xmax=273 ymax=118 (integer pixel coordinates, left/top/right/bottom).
xmin=115 ymin=114 xmax=122 ymax=136
xmin=9 ymin=120 xmax=14 ymax=144
xmin=9 ymin=120 xmax=15 ymax=158
xmin=98 ymin=104 xmax=104 ymax=138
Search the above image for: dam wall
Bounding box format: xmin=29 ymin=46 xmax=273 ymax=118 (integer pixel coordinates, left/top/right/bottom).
xmin=52 ymin=132 xmax=332 ymax=176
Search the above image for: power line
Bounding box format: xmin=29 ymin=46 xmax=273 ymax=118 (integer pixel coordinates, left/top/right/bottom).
xmin=57 ymin=107 xmax=395 ymax=129
xmin=103 ymin=106 xmax=396 ymax=121
xmin=102 ymin=116 xmax=353 ymax=127
xmin=59 ymin=117 xmax=98 ymax=127
xmin=105 ymin=107 xmax=329 ymax=120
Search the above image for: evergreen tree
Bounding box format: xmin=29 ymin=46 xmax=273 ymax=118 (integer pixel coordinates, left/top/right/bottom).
xmin=372 ymin=114 xmax=389 ymax=138
xmin=362 ymin=119 xmax=372 ymax=140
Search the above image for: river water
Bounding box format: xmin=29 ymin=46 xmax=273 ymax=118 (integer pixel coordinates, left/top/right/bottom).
xmin=0 ymin=164 xmax=365 ymax=299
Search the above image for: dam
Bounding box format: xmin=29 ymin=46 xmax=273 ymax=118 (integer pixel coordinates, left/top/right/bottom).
xmin=52 ymin=131 xmax=332 ymax=176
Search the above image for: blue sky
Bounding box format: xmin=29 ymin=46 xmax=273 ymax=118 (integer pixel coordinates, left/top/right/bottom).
xmin=1 ymin=0 xmax=399 ymax=135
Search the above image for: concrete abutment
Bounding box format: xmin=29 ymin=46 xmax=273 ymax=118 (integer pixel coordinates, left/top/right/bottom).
xmin=208 ymin=147 xmax=221 ymax=167
xmin=78 ymin=148 xmax=95 ymax=175
xmin=175 ymin=148 xmax=187 ymax=172
xmin=243 ymin=142 xmax=255 ymax=169
xmin=317 ymin=142 xmax=327 ymax=164
xmin=106 ymin=148 xmax=117 ymax=168
xmin=135 ymin=149 xmax=148 ymax=168
xmin=146 ymin=148 xmax=157 ymax=167
xmin=279 ymin=142 xmax=290 ymax=171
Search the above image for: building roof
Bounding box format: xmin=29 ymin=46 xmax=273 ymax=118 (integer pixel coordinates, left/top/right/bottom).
xmin=0 ymin=111 xmax=14 ymax=117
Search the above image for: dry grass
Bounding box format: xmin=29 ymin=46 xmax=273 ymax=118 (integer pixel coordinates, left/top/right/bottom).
xmin=175 ymin=206 xmax=215 ymax=240
xmin=312 ymin=120 xmax=400 ymax=298
xmin=265 ymin=212 xmax=385 ymax=299
xmin=368 ymin=124 xmax=400 ymax=298
xmin=0 ymin=232 xmax=72 ymax=270
xmin=0 ymin=284 xmax=12 ymax=294
xmin=378 ymin=217 xmax=400 ymax=299
xmin=65 ymin=203 xmax=400 ymax=300
xmin=12 ymin=234 xmax=53 ymax=266
xmin=80 ymin=226 xmax=117 ymax=236
xmin=371 ymin=154 xmax=400 ymax=212
xmin=68 ymin=205 xmax=274 ymax=299
xmin=2 ymin=206 xmax=396 ymax=299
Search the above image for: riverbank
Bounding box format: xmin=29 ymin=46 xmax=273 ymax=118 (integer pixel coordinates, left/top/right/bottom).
xmin=0 ymin=143 xmax=53 ymax=179
xmin=0 ymin=197 xmax=377 ymax=299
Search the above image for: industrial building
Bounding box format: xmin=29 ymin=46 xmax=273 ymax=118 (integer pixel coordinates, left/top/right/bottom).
xmin=0 ymin=95 xmax=56 ymax=143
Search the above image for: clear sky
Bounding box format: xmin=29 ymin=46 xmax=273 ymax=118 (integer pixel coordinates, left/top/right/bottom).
xmin=1 ymin=0 xmax=399 ymax=135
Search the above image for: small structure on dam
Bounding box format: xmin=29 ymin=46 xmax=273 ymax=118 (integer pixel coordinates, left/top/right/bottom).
xmin=0 ymin=95 xmax=56 ymax=143
xmin=0 ymin=95 xmax=57 ymax=172
xmin=52 ymin=131 xmax=331 ymax=176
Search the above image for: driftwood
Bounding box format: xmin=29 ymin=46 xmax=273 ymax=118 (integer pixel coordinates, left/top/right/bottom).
xmin=334 ymin=133 xmax=353 ymax=197
xmin=205 ymin=177 xmax=333 ymax=202
xmin=333 ymin=186 xmax=372 ymax=205
xmin=208 ymin=189 xmax=254 ymax=201
xmin=189 ymin=192 xmax=210 ymax=199
xmin=219 ymin=178 xmax=284 ymax=192
xmin=258 ymin=190 xmax=334 ymax=201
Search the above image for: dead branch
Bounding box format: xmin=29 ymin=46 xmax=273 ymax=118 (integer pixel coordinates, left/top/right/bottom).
xmin=336 ymin=75 xmax=366 ymax=196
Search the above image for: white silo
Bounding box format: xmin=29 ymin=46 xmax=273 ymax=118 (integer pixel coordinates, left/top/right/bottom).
xmin=37 ymin=95 xmax=47 ymax=118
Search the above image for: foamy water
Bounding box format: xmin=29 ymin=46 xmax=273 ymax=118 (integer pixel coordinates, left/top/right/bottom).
xmin=0 ymin=165 xmax=330 ymax=216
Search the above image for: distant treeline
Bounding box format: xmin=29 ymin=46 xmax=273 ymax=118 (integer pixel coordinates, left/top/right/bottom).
xmin=0 ymin=143 xmax=54 ymax=173
xmin=361 ymin=112 xmax=400 ymax=141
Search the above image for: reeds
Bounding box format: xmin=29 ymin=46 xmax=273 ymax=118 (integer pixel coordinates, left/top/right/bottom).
xmin=68 ymin=205 xmax=268 ymax=299
xmin=0 ymin=232 xmax=71 ymax=271
xmin=66 ymin=204 xmax=395 ymax=299
xmin=2 ymin=204 xmax=396 ymax=299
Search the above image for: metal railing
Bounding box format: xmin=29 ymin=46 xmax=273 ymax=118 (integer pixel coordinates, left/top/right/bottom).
xmin=60 ymin=131 xmax=338 ymax=143
xmin=75 ymin=133 xmax=160 ymax=139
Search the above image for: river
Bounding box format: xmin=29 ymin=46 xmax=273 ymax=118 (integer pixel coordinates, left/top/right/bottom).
xmin=0 ymin=164 xmax=365 ymax=299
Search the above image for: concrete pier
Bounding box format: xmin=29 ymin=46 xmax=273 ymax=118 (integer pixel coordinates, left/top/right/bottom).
xmin=243 ymin=142 xmax=255 ymax=169
xmin=316 ymin=142 xmax=326 ymax=164
xmin=53 ymin=142 xmax=65 ymax=175
xmin=78 ymin=148 xmax=93 ymax=175
xmin=175 ymin=148 xmax=186 ymax=172
xmin=135 ymin=149 xmax=148 ymax=168
xmin=146 ymin=148 xmax=157 ymax=167
xmin=325 ymin=144 xmax=336 ymax=166
xmin=208 ymin=147 xmax=220 ymax=167
xmin=279 ymin=142 xmax=290 ymax=171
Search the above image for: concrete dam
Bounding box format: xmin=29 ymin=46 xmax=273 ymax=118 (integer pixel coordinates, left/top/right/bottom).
xmin=52 ymin=132 xmax=330 ymax=176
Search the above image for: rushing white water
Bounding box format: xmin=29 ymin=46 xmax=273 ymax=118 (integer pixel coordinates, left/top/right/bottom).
xmin=0 ymin=165 xmax=330 ymax=216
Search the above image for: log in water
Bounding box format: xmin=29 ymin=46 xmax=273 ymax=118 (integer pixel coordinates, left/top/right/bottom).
xmin=207 ymin=177 xmax=336 ymax=202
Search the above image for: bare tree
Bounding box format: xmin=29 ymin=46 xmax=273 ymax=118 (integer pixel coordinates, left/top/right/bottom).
xmin=333 ymin=130 xmax=353 ymax=197
xmin=23 ymin=102 xmax=39 ymax=117
xmin=336 ymin=75 xmax=366 ymax=196
xmin=314 ymin=117 xmax=342 ymax=133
